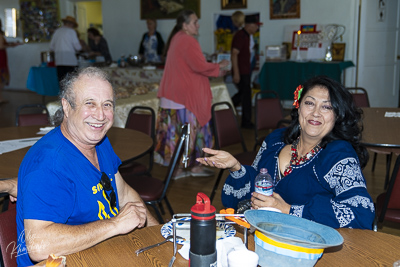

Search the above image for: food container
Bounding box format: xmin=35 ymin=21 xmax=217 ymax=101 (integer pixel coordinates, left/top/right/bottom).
xmin=244 ymin=210 xmax=343 ymax=267
xmin=41 ymin=51 xmax=55 ymax=67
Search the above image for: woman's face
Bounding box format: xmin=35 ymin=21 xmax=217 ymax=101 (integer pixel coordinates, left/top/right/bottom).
xmin=298 ymin=86 xmax=336 ymax=143
xmin=183 ymin=14 xmax=200 ymax=36
xmin=147 ymin=20 xmax=156 ymax=33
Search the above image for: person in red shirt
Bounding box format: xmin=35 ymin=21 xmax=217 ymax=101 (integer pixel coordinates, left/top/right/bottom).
xmin=156 ymin=10 xmax=229 ymax=179
xmin=231 ymin=15 xmax=262 ymax=128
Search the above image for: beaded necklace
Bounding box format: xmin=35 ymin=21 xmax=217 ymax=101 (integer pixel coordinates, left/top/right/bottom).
xmin=283 ymin=138 xmax=321 ymax=176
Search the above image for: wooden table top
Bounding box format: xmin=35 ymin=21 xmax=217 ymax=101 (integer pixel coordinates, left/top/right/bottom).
xmin=52 ymin=225 xmax=400 ymax=267
xmin=0 ymin=126 xmax=153 ymax=177
xmin=361 ymin=107 xmax=400 ymax=148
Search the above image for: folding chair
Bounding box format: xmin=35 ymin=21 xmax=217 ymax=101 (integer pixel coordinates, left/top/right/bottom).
xmin=122 ymin=123 xmax=189 ymax=223
xmin=119 ymin=106 xmax=155 ymax=176
xmin=15 ymin=104 xmax=50 ymax=126
xmin=209 ymin=102 xmax=258 ymax=203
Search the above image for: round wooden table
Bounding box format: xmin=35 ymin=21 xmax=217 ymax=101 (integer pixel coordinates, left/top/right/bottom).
xmin=0 ymin=126 xmax=153 ymax=177
xmin=33 ymin=225 xmax=400 ymax=267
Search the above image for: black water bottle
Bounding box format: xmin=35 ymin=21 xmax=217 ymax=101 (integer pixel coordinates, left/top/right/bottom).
xmin=190 ymin=192 xmax=217 ymax=267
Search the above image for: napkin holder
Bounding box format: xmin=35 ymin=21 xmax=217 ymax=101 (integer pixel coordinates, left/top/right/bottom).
xmin=170 ymin=213 xmax=250 ymax=258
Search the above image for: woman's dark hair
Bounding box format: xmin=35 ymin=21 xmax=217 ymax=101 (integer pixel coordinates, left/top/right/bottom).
xmin=163 ymin=9 xmax=195 ymax=57
xmin=87 ymin=27 xmax=101 ymax=37
xmin=283 ymin=75 xmax=369 ymax=168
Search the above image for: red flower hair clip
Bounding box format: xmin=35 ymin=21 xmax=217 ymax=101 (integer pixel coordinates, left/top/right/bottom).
xmin=293 ymin=85 xmax=304 ymax=109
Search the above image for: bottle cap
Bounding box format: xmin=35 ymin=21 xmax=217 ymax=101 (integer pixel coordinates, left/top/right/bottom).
xmin=191 ymin=192 xmax=216 ymax=220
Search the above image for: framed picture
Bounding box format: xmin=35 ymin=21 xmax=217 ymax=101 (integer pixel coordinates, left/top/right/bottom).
xmin=270 ymin=0 xmax=300 ymax=20
xmin=292 ymin=31 xmax=320 ymax=50
xmin=140 ymin=0 xmax=201 ymax=19
xmin=332 ymin=43 xmax=346 ymax=61
xmin=221 ymin=0 xmax=247 ymax=10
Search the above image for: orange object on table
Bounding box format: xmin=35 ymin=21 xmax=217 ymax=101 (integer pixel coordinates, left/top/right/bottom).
xmin=220 ymin=208 xmax=250 ymax=228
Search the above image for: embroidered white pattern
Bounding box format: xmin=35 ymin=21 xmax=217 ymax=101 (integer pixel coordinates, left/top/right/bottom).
xmin=290 ymin=205 xmax=304 ymax=217
xmin=252 ymin=141 xmax=267 ymax=169
xmin=230 ymin=165 xmax=247 ymax=179
xmin=331 ymin=199 xmax=355 ymax=227
xmin=323 ymin=157 xmax=366 ymax=195
xmin=340 ymin=196 xmax=375 ymax=212
xmin=223 ymin=182 xmax=251 ymax=199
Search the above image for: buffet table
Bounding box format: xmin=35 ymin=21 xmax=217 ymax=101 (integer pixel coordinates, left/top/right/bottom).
xmin=26 ymin=66 xmax=60 ymax=96
xmin=258 ymin=61 xmax=355 ymax=100
xmin=46 ymin=67 xmax=233 ymax=128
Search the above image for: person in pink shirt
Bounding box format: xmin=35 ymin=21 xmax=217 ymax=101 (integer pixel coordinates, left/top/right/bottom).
xmin=155 ymin=9 xmax=229 ymax=179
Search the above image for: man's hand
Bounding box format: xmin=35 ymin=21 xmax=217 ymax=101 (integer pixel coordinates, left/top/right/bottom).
xmin=112 ymin=202 xmax=147 ymax=234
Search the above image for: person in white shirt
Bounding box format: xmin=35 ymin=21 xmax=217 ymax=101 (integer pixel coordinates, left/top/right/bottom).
xmin=50 ymin=16 xmax=82 ymax=84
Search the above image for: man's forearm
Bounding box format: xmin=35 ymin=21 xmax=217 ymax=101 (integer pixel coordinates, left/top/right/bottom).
xmin=0 ymin=177 xmax=18 ymax=197
xmin=115 ymin=172 xmax=159 ymax=226
xmin=25 ymin=218 xmax=119 ymax=262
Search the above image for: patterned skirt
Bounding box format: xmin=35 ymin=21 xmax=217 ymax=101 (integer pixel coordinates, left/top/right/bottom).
xmin=154 ymin=107 xmax=214 ymax=167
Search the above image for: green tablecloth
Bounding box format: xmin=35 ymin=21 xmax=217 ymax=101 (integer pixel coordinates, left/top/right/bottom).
xmin=258 ymin=61 xmax=355 ymax=100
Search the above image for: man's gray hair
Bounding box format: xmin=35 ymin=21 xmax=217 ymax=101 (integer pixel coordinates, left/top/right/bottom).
xmin=52 ymin=67 xmax=115 ymax=126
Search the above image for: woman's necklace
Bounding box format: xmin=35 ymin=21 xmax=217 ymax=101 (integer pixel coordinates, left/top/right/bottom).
xmin=283 ymin=138 xmax=321 ymax=176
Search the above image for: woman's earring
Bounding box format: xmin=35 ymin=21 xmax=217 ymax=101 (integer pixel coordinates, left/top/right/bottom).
xmin=299 ymin=124 xmax=301 ymax=130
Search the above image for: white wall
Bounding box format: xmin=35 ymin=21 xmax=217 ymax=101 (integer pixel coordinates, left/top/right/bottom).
xmin=2 ymin=0 xmax=359 ymax=90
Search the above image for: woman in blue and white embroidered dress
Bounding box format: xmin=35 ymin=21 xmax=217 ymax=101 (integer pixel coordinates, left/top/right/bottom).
xmin=197 ymin=76 xmax=375 ymax=229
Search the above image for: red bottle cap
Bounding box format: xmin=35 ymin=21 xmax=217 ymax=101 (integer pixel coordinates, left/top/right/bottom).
xmin=191 ymin=192 xmax=216 ymax=220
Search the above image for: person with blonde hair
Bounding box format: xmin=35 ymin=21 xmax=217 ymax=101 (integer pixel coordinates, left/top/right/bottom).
xmin=231 ymin=11 xmax=245 ymax=30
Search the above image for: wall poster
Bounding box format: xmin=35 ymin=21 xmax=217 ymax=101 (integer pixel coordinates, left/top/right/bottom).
xmin=19 ymin=0 xmax=60 ymax=43
xmin=141 ymin=0 xmax=201 ymax=19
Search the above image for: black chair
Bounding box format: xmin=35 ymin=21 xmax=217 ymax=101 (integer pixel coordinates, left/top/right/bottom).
xmin=0 ymin=207 xmax=17 ymax=267
xmin=122 ymin=123 xmax=189 ymax=223
xmin=347 ymin=87 xmax=370 ymax=108
xmin=15 ymin=104 xmax=50 ymax=126
xmin=209 ymin=102 xmax=258 ymax=203
xmin=119 ymin=106 xmax=155 ymax=176
xmin=254 ymin=91 xmax=290 ymax=151
xmin=373 ymin=155 xmax=400 ymax=231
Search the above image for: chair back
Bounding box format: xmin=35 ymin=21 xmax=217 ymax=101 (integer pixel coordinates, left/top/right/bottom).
xmin=125 ymin=106 xmax=155 ymax=139
xmin=255 ymin=91 xmax=284 ymax=131
xmin=347 ymin=87 xmax=370 ymax=108
xmin=211 ymin=102 xmax=247 ymax=151
xmin=160 ymin=123 xmax=189 ymax=198
xmin=379 ymin=155 xmax=400 ymax=222
xmin=0 ymin=208 xmax=17 ymax=267
xmin=16 ymin=104 xmax=50 ymax=127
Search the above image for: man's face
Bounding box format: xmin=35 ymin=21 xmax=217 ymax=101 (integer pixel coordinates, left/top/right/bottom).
xmin=247 ymin=23 xmax=259 ymax=34
xmin=62 ymin=75 xmax=114 ymax=147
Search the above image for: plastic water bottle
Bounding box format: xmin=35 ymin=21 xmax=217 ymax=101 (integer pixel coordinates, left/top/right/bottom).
xmin=254 ymin=168 xmax=274 ymax=196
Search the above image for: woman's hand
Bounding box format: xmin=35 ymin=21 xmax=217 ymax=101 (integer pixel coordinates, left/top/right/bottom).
xmin=218 ymin=59 xmax=230 ymax=69
xmin=251 ymin=192 xmax=291 ymax=214
xmin=196 ymin=148 xmax=241 ymax=172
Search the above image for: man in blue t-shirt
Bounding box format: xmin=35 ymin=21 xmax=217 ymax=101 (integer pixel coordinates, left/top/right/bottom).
xmin=16 ymin=67 xmax=158 ymax=266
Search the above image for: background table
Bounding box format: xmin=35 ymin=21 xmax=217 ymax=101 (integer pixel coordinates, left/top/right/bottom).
xmin=0 ymin=126 xmax=152 ymax=177
xmin=258 ymin=61 xmax=354 ymax=100
xmin=58 ymin=224 xmax=400 ymax=266
xmin=361 ymin=107 xmax=400 ymax=148
xmin=46 ymin=67 xmax=233 ymax=128
xmin=26 ymin=66 xmax=60 ymax=96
